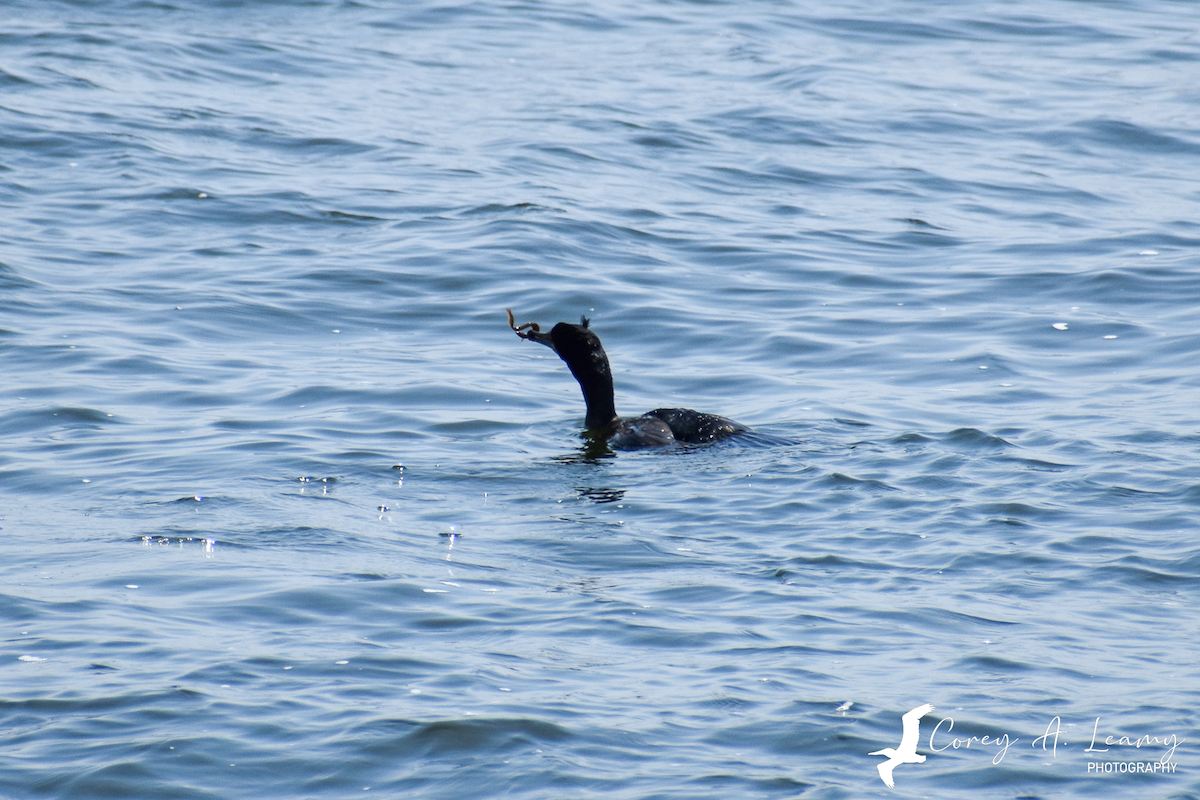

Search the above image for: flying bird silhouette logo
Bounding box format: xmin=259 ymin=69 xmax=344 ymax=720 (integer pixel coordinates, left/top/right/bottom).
xmin=869 ymin=703 xmax=935 ymax=788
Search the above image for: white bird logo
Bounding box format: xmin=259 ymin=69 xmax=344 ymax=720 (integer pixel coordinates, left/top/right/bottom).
xmin=869 ymin=703 xmax=935 ymax=788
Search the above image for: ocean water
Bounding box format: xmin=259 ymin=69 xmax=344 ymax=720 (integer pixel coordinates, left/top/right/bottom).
xmin=2 ymin=0 xmax=1199 ymax=797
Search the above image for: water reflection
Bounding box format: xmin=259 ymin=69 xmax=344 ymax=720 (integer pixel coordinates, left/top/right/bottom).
xmin=575 ymin=486 xmax=625 ymax=504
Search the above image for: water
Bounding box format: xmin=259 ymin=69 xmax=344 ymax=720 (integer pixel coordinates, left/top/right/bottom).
xmin=2 ymin=0 xmax=1199 ymax=797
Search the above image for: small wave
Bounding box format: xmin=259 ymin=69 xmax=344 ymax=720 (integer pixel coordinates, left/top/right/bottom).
xmin=1074 ymin=118 xmax=1200 ymax=156
xmin=0 ymin=406 xmax=116 ymax=435
xmin=362 ymin=717 xmax=572 ymax=759
xmin=820 ymin=472 xmax=897 ymax=491
xmin=944 ymin=428 xmax=1012 ymax=448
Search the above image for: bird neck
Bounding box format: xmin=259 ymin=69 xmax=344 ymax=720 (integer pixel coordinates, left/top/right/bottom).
xmin=583 ymin=391 xmax=618 ymax=431
xmin=564 ymin=351 xmax=618 ymax=430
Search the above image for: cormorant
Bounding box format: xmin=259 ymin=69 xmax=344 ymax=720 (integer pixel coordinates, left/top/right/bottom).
xmin=508 ymin=309 xmax=747 ymax=449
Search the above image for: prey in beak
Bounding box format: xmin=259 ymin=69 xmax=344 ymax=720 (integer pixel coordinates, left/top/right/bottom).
xmin=506 ymin=308 xmax=555 ymax=349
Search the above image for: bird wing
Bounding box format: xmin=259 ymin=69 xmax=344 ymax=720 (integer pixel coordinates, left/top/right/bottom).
xmin=898 ymin=703 xmax=935 ymax=752
xmin=876 ymin=759 xmax=896 ymax=789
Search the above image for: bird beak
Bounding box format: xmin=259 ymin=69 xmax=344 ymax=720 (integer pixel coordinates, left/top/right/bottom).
xmin=507 ymin=308 xmax=556 ymax=351
xmin=525 ymin=329 xmax=556 ymax=349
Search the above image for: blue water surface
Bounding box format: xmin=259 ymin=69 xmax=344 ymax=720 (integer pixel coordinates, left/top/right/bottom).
xmin=2 ymin=0 xmax=1199 ymax=797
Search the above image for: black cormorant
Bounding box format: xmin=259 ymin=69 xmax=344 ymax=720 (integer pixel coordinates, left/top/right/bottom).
xmin=508 ymin=309 xmax=747 ymax=449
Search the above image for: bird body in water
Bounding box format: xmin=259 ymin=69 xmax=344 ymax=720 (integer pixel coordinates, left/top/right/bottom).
xmin=508 ymin=309 xmax=747 ymax=449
